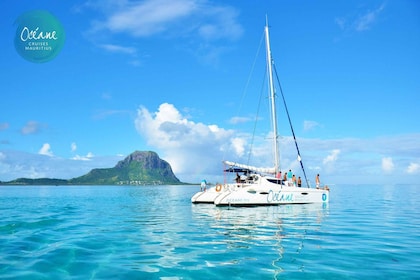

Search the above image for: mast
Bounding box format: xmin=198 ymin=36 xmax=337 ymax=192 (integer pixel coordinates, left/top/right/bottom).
xmin=264 ymin=17 xmax=280 ymax=174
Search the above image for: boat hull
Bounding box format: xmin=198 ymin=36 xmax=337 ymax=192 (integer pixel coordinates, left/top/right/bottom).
xmin=214 ymin=183 xmax=329 ymax=206
xmin=191 ymin=184 xmax=253 ymax=204
xmin=191 ymin=190 xmax=222 ymax=204
xmin=191 ymin=184 xmax=229 ymax=204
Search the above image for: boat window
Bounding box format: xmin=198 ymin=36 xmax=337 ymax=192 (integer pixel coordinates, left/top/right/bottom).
xmin=267 ymin=178 xmax=283 ymax=184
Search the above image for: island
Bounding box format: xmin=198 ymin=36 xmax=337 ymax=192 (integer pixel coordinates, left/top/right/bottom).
xmin=0 ymin=151 xmax=185 ymax=186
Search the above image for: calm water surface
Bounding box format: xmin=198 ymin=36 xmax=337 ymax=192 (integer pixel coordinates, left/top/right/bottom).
xmin=0 ymin=184 xmax=419 ymax=279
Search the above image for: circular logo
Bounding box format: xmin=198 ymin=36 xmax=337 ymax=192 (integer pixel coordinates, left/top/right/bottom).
xmin=14 ymin=10 xmax=65 ymax=63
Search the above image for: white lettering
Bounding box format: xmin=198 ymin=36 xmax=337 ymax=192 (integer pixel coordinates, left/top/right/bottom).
xmin=20 ymin=27 xmax=58 ymax=41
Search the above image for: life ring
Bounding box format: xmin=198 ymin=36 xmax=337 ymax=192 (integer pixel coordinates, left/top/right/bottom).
xmin=216 ymin=184 xmax=222 ymax=192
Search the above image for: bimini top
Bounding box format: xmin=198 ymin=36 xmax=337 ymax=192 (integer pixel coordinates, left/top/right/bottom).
xmin=223 ymin=161 xmax=276 ymax=175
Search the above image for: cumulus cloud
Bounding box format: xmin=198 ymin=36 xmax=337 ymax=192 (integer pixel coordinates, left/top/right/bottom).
xmin=134 ymin=103 xmax=339 ymax=183
xmin=382 ymin=157 xmax=394 ymax=173
xmin=134 ymin=104 xmax=420 ymax=184
xmin=71 ymin=142 xmax=77 ymax=152
xmin=407 ymin=163 xmax=420 ymax=174
xmin=72 ymin=152 xmax=95 ymax=161
xmin=323 ymin=149 xmax=340 ymax=164
xmin=38 ymin=143 xmax=53 ymax=157
xmin=135 ymin=103 xmax=244 ymax=181
xmin=231 ymin=137 xmax=246 ymax=157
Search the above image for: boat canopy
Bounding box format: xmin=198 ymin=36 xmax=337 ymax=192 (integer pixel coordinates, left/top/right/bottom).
xmin=223 ymin=161 xmax=276 ymax=174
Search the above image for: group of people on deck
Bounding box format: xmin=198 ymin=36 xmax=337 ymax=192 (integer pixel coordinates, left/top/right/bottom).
xmin=276 ymin=170 xmax=321 ymax=188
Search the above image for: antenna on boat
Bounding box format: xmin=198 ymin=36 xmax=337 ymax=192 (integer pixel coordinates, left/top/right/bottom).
xmin=264 ymin=16 xmax=280 ymax=174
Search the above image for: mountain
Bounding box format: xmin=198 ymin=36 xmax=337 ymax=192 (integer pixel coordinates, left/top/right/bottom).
xmin=70 ymin=151 xmax=182 ymax=185
xmin=1 ymin=151 xmax=183 ymax=185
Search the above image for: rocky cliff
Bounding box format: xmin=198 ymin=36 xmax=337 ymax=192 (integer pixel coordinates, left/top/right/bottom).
xmin=70 ymin=151 xmax=182 ymax=185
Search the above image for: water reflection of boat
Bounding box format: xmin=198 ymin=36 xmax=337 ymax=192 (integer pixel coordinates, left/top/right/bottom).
xmin=193 ymin=203 xmax=328 ymax=224
xmin=191 ymin=203 xmax=329 ymax=276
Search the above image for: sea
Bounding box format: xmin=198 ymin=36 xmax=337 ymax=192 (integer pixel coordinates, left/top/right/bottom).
xmin=0 ymin=184 xmax=418 ymax=279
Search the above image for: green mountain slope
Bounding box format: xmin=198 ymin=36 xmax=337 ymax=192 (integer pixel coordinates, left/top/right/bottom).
xmin=70 ymin=151 xmax=182 ymax=185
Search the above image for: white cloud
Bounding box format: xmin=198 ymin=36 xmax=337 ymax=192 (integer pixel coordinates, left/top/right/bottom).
xmin=83 ymin=0 xmax=243 ymax=66
xmin=104 ymin=0 xmax=196 ymax=37
xmin=335 ymin=3 xmax=386 ymax=33
xmin=407 ymin=163 xmax=420 ymax=174
xmin=323 ymin=149 xmax=340 ymax=164
xmin=231 ymin=137 xmax=246 ymax=157
xmin=93 ymin=0 xmax=242 ymax=40
xmin=354 ymin=4 xmax=385 ymax=31
xmin=134 ymin=104 xmax=420 ymax=184
xmin=0 ymin=150 xmax=124 ymax=181
xmin=229 ymin=116 xmax=252 ymax=124
xmin=86 ymin=0 xmax=243 ymax=65
xmin=72 ymin=152 xmax=95 ymax=161
xmin=71 ymin=142 xmax=77 ymax=152
xmin=382 ymin=157 xmax=394 ymax=173
xmin=21 ymin=121 xmax=43 ymax=135
xmin=303 ymin=120 xmax=320 ymax=131
xmin=99 ymin=44 xmax=137 ymax=55
xmin=135 ymin=103 xmax=242 ymax=182
xmin=39 ymin=143 xmax=53 ymax=157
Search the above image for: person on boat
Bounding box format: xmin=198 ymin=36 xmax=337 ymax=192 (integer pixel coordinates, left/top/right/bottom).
xmin=297 ymin=176 xmax=302 ymax=187
xmin=292 ymin=175 xmax=297 ymax=186
xmin=283 ymin=172 xmax=287 ymax=183
xmin=276 ymin=171 xmax=282 ymax=184
xmin=200 ymin=179 xmax=207 ymax=191
xmin=235 ymin=173 xmax=241 ymax=183
xmin=287 ymin=169 xmax=293 ymax=185
xmin=316 ymin=174 xmax=320 ymax=188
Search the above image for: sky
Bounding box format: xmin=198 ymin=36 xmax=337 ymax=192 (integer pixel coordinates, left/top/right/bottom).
xmin=1 ymin=0 xmax=419 ymax=185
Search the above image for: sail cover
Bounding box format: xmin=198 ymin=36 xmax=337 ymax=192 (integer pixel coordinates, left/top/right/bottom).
xmin=223 ymin=161 xmax=276 ymax=174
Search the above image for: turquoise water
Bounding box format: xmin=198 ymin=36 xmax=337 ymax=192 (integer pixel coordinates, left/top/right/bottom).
xmin=0 ymin=184 xmax=418 ymax=279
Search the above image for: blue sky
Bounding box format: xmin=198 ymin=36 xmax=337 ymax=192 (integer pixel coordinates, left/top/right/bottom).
xmin=1 ymin=0 xmax=419 ymax=185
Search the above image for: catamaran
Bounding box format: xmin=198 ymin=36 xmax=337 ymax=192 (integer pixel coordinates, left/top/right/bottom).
xmin=191 ymin=18 xmax=329 ymax=206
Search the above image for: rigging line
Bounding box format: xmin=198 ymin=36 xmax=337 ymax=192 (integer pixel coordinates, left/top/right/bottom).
xmin=235 ymin=30 xmax=265 ymax=121
xmin=247 ymin=68 xmax=267 ymax=166
xmin=272 ymin=62 xmax=310 ymax=188
xmin=225 ymin=30 xmax=265 ymax=163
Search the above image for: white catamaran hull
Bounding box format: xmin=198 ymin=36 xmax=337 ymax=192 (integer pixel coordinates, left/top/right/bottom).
xmin=214 ymin=186 xmax=328 ymax=206
xmin=192 ymin=175 xmax=329 ymax=206
xmin=214 ymin=175 xmax=328 ymax=206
